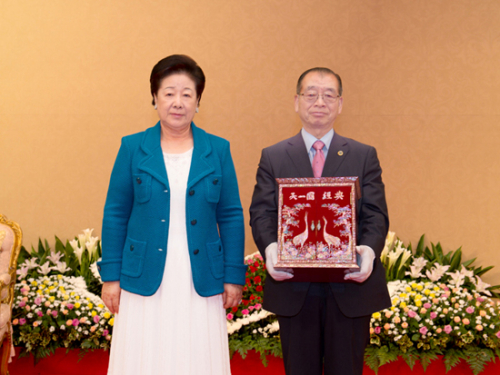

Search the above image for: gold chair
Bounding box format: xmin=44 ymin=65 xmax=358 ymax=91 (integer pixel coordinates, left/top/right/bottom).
xmin=0 ymin=215 xmax=22 ymax=375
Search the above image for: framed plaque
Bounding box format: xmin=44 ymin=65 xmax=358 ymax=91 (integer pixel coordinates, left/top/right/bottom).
xmin=275 ymin=177 xmax=360 ymax=282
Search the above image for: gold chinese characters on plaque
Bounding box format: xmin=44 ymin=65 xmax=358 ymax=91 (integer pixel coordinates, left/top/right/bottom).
xmin=275 ymin=177 xmax=360 ymax=282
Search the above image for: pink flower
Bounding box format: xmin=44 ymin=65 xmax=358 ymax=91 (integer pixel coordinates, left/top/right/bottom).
xmin=19 ymin=318 xmax=27 ymax=325
xmin=374 ymin=327 xmax=381 ymax=334
xmin=34 ymin=297 xmax=42 ymax=305
xmin=423 ymin=303 xmax=431 ymax=309
xmin=466 ymin=306 xmax=474 ymax=314
xmin=419 ymin=326 xmax=428 ymax=335
xmin=408 ymin=310 xmax=417 ymax=318
xmin=226 ymin=313 xmax=234 ymax=320
xmin=37 ymin=311 xmax=43 ymax=317
xmin=496 ymin=331 xmax=500 ymax=339
xmin=67 ymin=303 xmax=74 ymax=310
xmin=248 ymin=306 xmax=255 ymax=311
xmin=93 ymin=315 xmax=100 ymax=324
xmin=254 ymin=303 xmax=262 ymax=310
xmin=19 ymin=301 xmax=26 ymax=308
xmin=72 ymin=319 xmax=79 ymax=326
xmin=103 ymin=330 xmax=109 ymax=336
xmin=444 ymin=325 xmax=452 ymax=334
xmin=430 ymin=312 xmax=437 ymax=319
xmin=51 ymin=310 xmax=58 ymax=318
xmin=242 ymin=309 xmax=250 ymax=316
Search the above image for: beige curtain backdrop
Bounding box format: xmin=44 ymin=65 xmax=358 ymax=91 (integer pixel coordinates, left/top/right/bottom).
xmin=1 ymin=1 xmax=500 ymax=284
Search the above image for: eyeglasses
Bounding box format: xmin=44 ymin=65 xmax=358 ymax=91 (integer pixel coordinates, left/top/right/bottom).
xmin=299 ymin=92 xmax=341 ymax=104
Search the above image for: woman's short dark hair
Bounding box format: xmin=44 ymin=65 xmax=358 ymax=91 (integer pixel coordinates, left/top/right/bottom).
xmin=296 ymin=67 xmax=343 ymax=96
xmin=150 ymin=54 xmax=206 ymax=106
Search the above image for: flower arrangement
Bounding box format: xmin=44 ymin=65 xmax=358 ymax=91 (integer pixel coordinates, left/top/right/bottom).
xmin=12 ymin=229 xmax=111 ymax=360
xmin=225 ymin=252 xmax=281 ymax=365
xmin=366 ymin=232 xmax=500 ymax=375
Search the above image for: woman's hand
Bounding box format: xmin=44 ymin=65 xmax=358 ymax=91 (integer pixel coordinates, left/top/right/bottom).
xmin=222 ymin=283 xmax=243 ymax=309
xmin=102 ymin=281 xmax=122 ymax=314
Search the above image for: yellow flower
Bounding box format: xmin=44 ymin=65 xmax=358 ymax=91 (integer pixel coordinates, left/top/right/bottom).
xmin=88 ymin=303 xmax=93 ymax=309
xmin=424 ymin=289 xmax=430 ymax=296
xmin=414 ymin=294 xmax=422 ymax=300
xmin=70 ymin=292 xmax=75 ymax=296
xmin=411 ymin=283 xmax=418 ymax=289
xmin=49 ymin=296 xmax=55 ymax=302
xmin=399 ymin=293 xmax=407 ymax=298
xmin=416 ymin=284 xmax=423 ymax=291
xmin=98 ymin=304 xmax=104 ymax=309
xmin=400 ymin=302 xmax=407 ymax=308
xmin=405 ymin=286 xmax=412 ymax=292
xmin=429 ymin=293 xmax=436 ymax=298
xmin=75 ymin=296 xmax=80 ymax=300
xmin=63 ymin=294 xmax=69 ymax=300
xmin=415 ymin=300 xmax=422 ymax=307
xmin=103 ymin=312 xmax=111 ymax=319
xmin=57 ymin=275 xmax=63 ymax=279
xmin=75 ymin=303 xmax=81 ymax=308
xmin=43 ymin=279 xmax=50 ymax=285
xmin=36 ymin=290 xmax=43 ymax=295
xmin=109 ymin=318 xmax=114 ymax=326
xmin=31 ymin=281 xmax=38 ymax=286
xmin=91 ymin=311 xmax=97 ymax=317
xmin=433 ymin=286 xmax=440 ymax=291
xmin=390 ymin=306 xmax=396 ymax=311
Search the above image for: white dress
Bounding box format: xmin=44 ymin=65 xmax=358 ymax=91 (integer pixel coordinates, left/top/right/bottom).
xmin=107 ymin=148 xmax=231 ymax=375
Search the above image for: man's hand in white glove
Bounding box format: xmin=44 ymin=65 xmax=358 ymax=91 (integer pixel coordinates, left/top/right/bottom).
xmin=265 ymin=242 xmax=294 ymax=281
xmin=344 ymin=245 xmax=376 ymax=283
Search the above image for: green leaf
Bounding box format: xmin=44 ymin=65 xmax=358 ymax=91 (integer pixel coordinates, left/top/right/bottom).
xmin=415 ymin=235 xmax=425 ymax=257
xmin=449 ymin=248 xmax=462 ymax=271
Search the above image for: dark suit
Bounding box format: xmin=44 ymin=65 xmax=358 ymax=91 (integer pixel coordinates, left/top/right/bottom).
xmin=249 ymin=131 xmax=391 ymax=375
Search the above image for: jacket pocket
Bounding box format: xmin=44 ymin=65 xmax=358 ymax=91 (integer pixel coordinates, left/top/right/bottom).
xmin=121 ymin=237 xmax=146 ymax=278
xmin=133 ymin=173 xmax=152 ymax=203
xmin=205 ymin=174 xmax=222 ymax=203
xmin=206 ymin=239 xmax=224 ymax=279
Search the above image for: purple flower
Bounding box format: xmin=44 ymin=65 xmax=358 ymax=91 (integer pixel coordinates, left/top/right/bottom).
xmin=419 ymin=326 xmax=428 ymax=335
xmin=444 ymin=325 xmax=452 ymax=334
xmin=19 ymin=318 xmax=27 ymax=325
xmin=466 ymin=306 xmax=474 ymax=314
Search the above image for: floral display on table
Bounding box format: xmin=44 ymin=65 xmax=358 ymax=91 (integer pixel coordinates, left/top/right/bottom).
xmin=11 ymin=229 xmax=112 ymax=360
xmin=10 ymin=229 xmax=500 ymax=374
xmin=366 ymin=232 xmax=500 ymax=375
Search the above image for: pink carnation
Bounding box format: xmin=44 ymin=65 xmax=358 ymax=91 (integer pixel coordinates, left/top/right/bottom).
xmin=51 ymin=310 xmax=58 ymax=318
xmin=444 ymin=325 xmax=452 ymax=334
xmin=466 ymin=306 xmax=474 ymax=314
xmin=72 ymin=319 xmax=79 ymax=326
xmin=496 ymin=331 xmax=500 ymax=339
xmin=93 ymin=315 xmax=100 ymax=324
xmin=34 ymin=297 xmax=42 ymax=305
xmin=19 ymin=301 xmax=26 ymax=308
xmin=430 ymin=312 xmax=437 ymax=319
xmin=423 ymin=303 xmax=431 ymax=309
xmin=248 ymin=306 xmax=255 ymax=311
xmin=242 ymin=309 xmax=250 ymax=316
xmin=226 ymin=313 xmax=234 ymax=320
xmin=37 ymin=311 xmax=43 ymax=317
xmin=67 ymin=303 xmax=74 ymax=310
xmin=419 ymin=326 xmax=428 ymax=335
xmin=254 ymin=303 xmax=262 ymax=310
xmin=408 ymin=310 xmax=417 ymax=318
xmin=374 ymin=326 xmax=381 ymax=334
xmin=19 ymin=318 xmax=27 ymax=325
xmin=103 ymin=330 xmax=109 ymax=336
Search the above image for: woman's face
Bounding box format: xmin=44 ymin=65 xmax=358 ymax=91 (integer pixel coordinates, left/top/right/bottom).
xmin=154 ymin=73 xmax=198 ymax=131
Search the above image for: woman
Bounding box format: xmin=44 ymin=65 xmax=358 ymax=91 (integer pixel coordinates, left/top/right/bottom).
xmin=98 ymin=55 xmax=247 ymax=375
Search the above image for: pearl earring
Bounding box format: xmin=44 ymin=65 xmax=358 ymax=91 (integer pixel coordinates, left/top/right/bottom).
xmin=196 ymin=107 xmax=199 ymax=113
xmin=154 ymin=103 xmax=157 ymax=110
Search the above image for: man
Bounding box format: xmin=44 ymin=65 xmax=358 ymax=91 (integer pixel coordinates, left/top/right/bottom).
xmin=249 ymin=67 xmax=391 ymax=375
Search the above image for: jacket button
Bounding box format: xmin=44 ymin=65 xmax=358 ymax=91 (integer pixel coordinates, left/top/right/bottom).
xmin=193 ymin=249 xmax=199 ymax=255
xmin=191 ymin=219 xmax=197 ymax=225
xmin=161 ymin=219 xmax=166 ymax=222
xmin=130 ymin=245 xmax=134 ymax=251
xmin=159 ymin=248 xmax=163 ymax=252
xmin=189 ymin=190 xmax=195 ymax=196
xmin=213 ymin=178 xmax=218 ymax=185
xmin=219 ymin=246 xmax=222 ymax=252
xmin=164 ymin=189 xmax=168 ymax=193
xmin=136 ymin=177 xmax=142 ymax=184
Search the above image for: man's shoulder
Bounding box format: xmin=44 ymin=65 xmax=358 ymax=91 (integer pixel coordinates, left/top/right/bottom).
xmin=335 ymin=133 xmax=376 ymax=153
xmin=262 ymin=133 xmax=302 ymax=153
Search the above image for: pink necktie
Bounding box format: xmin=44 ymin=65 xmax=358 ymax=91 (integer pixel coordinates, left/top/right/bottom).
xmin=312 ymin=140 xmax=325 ymax=178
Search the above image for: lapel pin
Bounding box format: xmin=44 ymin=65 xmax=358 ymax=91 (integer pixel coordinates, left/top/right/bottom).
xmin=338 ymin=151 xmax=343 ymax=156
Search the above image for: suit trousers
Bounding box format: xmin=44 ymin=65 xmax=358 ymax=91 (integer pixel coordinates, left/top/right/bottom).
xmin=277 ymin=283 xmax=371 ymax=375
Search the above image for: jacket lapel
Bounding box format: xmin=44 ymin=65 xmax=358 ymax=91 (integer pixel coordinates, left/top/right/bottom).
xmin=322 ymin=133 xmax=349 ymax=177
xmin=138 ymin=122 xmax=170 ymax=188
xmin=285 ymin=133 xmax=314 ymax=178
xmin=187 ymin=123 xmax=214 ymax=189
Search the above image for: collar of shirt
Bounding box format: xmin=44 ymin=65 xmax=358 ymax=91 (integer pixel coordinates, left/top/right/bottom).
xmin=301 ymin=128 xmax=334 ymax=163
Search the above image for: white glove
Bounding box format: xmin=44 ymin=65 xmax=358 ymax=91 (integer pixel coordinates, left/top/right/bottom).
xmin=265 ymin=242 xmax=294 ymax=281
xmin=344 ymin=245 xmax=375 ymax=283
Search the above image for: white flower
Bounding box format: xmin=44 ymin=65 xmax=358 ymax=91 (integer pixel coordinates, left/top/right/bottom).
xmin=447 ymin=270 xmax=465 ymax=287
xmin=16 ymin=265 xmax=30 ymax=279
xmin=412 ymin=257 xmax=428 ymax=269
xmin=23 ymin=258 xmax=40 ymax=270
xmin=38 ymin=261 xmax=53 ymax=275
xmin=405 ymin=265 xmax=423 ymax=279
xmin=70 ymin=239 xmax=85 ymax=264
xmin=90 ymin=260 xmax=103 ymax=283
xmin=473 ymin=276 xmax=492 ymax=296
xmin=53 ymin=261 xmax=71 ymax=273
xmin=46 ymin=250 xmax=64 ymax=265
xmin=425 ymin=263 xmax=450 ymax=282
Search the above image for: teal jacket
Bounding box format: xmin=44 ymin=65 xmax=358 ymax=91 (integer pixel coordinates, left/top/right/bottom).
xmin=98 ymin=122 xmax=247 ymax=296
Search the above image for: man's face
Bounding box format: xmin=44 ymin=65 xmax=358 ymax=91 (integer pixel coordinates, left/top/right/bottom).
xmin=294 ymin=71 xmax=343 ymax=135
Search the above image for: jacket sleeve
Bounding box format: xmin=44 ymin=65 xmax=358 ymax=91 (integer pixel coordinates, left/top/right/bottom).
xmin=98 ymin=138 xmax=134 ymax=281
xmin=357 ymin=146 xmax=389 ymax=256
xmin=216 ymin=143 xmax=247 ymax=285
xmin=249 ymin=148 xmax=279 ymax=260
